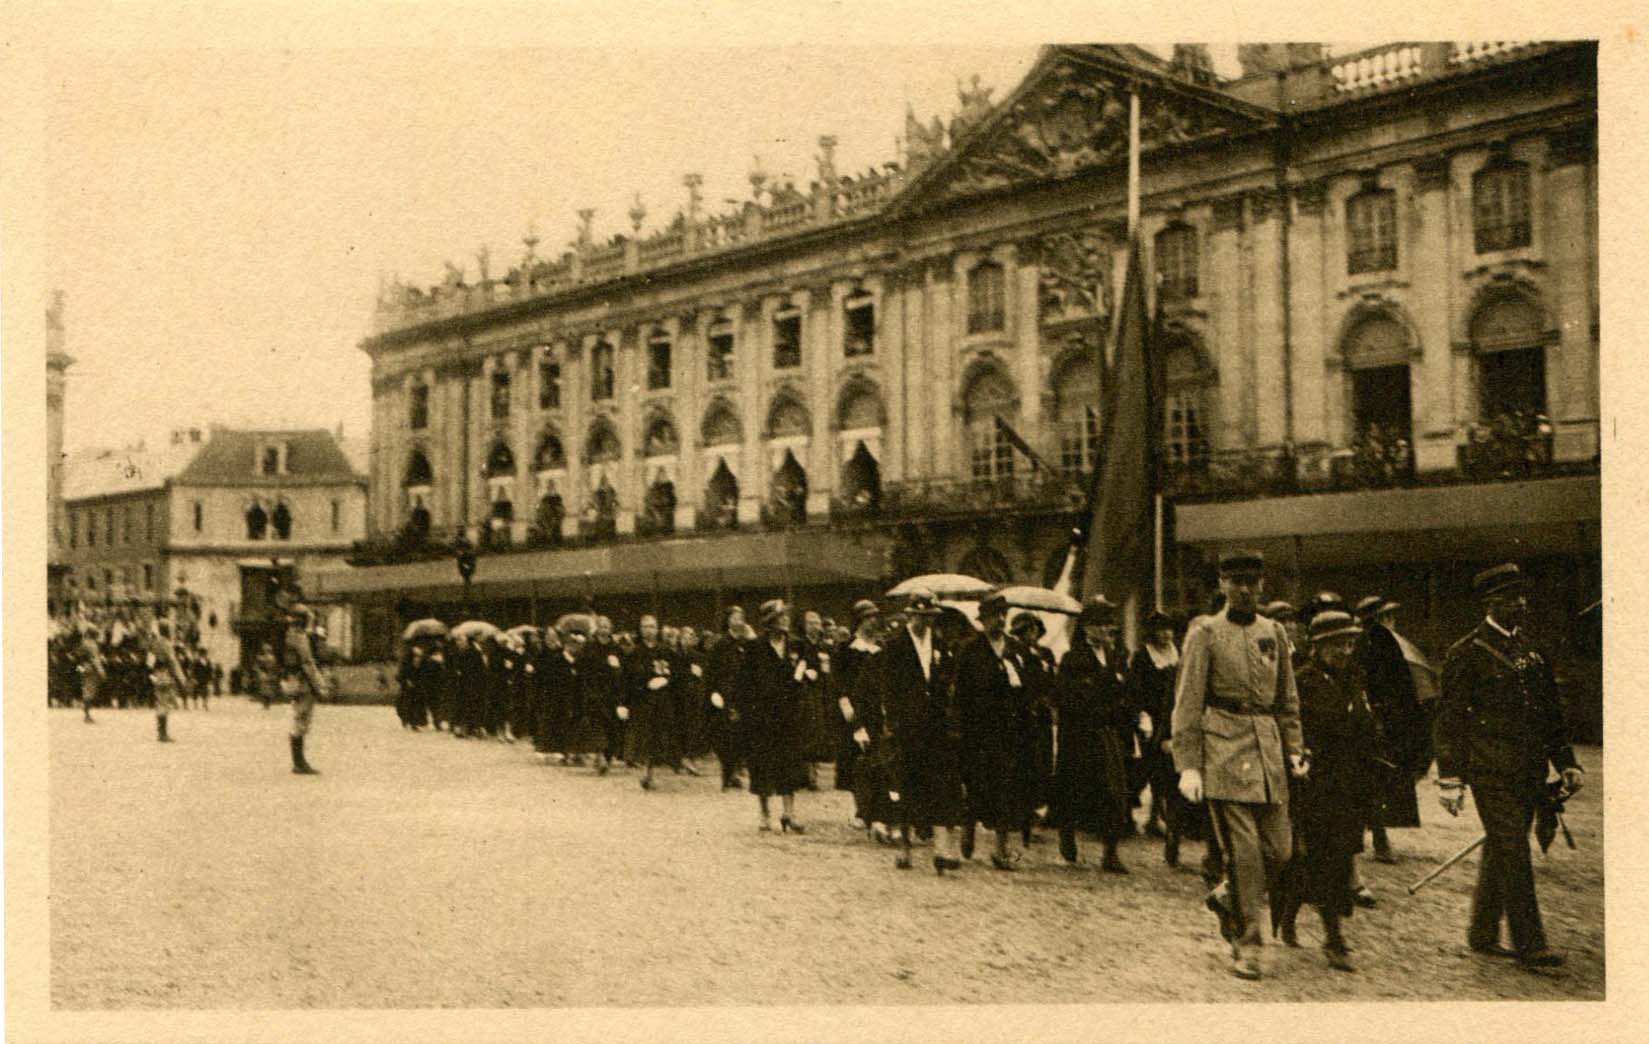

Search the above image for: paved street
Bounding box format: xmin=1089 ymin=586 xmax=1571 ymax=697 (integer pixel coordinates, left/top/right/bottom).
xmin=50 ymin=700 xmax=1603 ymax=1008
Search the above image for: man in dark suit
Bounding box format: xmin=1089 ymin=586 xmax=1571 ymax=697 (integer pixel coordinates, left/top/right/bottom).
xmin=876 ymin=588 xmax=965 ymax=875
xmin=1436 ymin=563 xmax=1582 ymax=969
xmin=582 ymin=618 xmax=626 ymax=774
xmin=955 ymin=590 xmax=1037 ymax=870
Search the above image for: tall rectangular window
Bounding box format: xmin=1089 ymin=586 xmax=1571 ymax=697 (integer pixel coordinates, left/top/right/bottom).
xmin=647 ymin=334 xmax=672 ymax=390
xmin=491 ymin=369 xmax=512 ymax=421
xmin=1346 ymin=189 xmax=1398 ymax=274
xmin=844 ymin=294 xmax=875 ymax=357
xmin=87 ymin=511 xmax=97 ymax=547
xmin=1473 ymin=163 xmax=1532 ymax=253
xmin=145 ymin=502 xmax=155 ymax=542
xmin=591 ymin=342 xmax=616 ymax=401
xmin=331 ymin=498 xmax=342 ymax=533
xmin=192 ymin=500 xmax=204 ymax=533
xmin=122 ymin=506 xmax=133 ymax=544
xmin=1060 ymin=406 xmax=1102 ymax=473
xmin=707 ymin=326 xmax=735 ymax=381
xmin=409 ymin=384 xmax=430 ymax=430
xmin=70 ymin=511 xmax=79 ymax=548
xmin=773 ymin=312 xmax=802 ymax=369
xmin=1155 ymin=224 xmax=1199 ymax=299
xmin=105 ymin=509 xmax=115 ymax=547
xmin=262 ymin=446 xmax=281 ymax=476
xmin=143 ymin=563 xmax=154 ymax=590
xmin=1165 ymin=392 xmax=1210 ymax=468
xmin=538 ymin=358 xmax=560 ymax=409
xmin=966 ymin=260 xmax=1006 ymax=334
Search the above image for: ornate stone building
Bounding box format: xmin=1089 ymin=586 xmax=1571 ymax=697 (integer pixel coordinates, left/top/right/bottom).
xmin=330 ymin=42 xmax=1598 ymax=669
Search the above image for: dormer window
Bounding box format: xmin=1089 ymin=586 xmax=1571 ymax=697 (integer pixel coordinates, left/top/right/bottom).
xmin=258 ymin=441 xmax=289 ymax=476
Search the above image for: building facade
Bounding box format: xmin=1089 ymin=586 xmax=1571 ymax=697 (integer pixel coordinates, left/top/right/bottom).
xmin=333 ymin=42 xmax=1599 ymax=697
xmin=47 ymin=292 xmax=74 ymax=611
xmin=59 ymin=427 xmax=369 ymax=670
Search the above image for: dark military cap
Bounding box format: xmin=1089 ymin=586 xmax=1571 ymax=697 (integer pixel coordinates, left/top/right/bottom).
xmin=1218 ymin=549 xmax=1265 ymax=577
xmin=1262 ymin=600 xmax=1296 ymax=622
xmin=1078 ymin=595 xmax=1119 ymax=627
xmin=1474 ymin=563 xmax=1528 ymax=599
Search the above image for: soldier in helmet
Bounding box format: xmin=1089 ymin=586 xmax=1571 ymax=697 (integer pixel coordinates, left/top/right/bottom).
xmin=1172 ymin=550 xmax=1307 ymax=981
xmin=1435 ymin=563 xmax=1582 ymax=969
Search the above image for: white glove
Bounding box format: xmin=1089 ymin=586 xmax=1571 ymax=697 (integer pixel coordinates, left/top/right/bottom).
xmin=1179 ymin=768 xmax=1203 ymax=803
xmin=853 ymin=727 xmax=870 ymax=750
xmin=1138 ymin=711 xmax=1153 ymax=739
xmin=804 ymin=668 xmax=818 ymax=682
xmin=839 ymin=697 xmax=855 ymax=723
xmin=607 ymin=654 xmax=620 ymax=669
xmin=690 ymin=663 xmax=703 ymax=678
xmin=647 ymin=676 xmax=668 ymax=691
xmin=793 ymin=660 xmax=808 ymax=683
xmin=710 ymin=692 xmax=725 ymax=710
xmin=1289 ymin=753 xmax=1309 ymax=779
xmin=888 ymin=790 xmax=901 ymax=803
xmin=525 ymin=665 xmax=535 ymax=675
xmin=818 ymin=653 xmax=831 ymax=674
xmin=616 ymin=706 xmax=630 ymax=721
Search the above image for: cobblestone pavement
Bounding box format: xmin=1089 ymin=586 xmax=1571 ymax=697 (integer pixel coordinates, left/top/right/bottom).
xmin=49 ymin=701 xmax=1603 ymax=1008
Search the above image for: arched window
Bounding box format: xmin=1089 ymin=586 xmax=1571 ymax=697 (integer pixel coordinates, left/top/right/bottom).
xmin=534 ymin=480 xmax=565 ymax=544
xmin=840 ymin=441 xmax=881 ymax=512
xmin=490 ymin=368 xmax=512 ymax=421
xmin=967 ymin=259 xmax=1006 ymax=334
xmin=1052 ymin=351 xmax=1102 ymax=474
xmin=1473 ymin=161 xmax=1531 ymax=253
xmin=768 ymin=397 xmax=810 ymax=439
xmin=643 ymin=415 xmax=679 ymax=457
xmin=705 ymin=460 xmax=740 ymax=529
xmin=587 ymin=474 xmax=619 ymax=538
xmin=1162 ymin=332 xmax=1212 ymax=472
xmin=404 ymin=449 xmax=433 ymax=487
xmin=590 ymin=340 xmax=616 ymax=402
xmin=837 ymin=384 xmax=883 ymax=432
xmin=1155 ymin=224 xmax=1199 ymax=299
xmin=587 ymin=422 xmax=621 ymax=463
xmin=245 ymin=503 xmax=268 ymax=541
xmin=484 ymin=440 xmax=516 ymax=478
xmin=702 ymin=401 xmax=742 ymax=447
xmin=1346 ymin=187 xmax=1398 ymax=274
xmin=534 ymin=432 xmax=565 ymax=472
xmin=1342 ymin=311 xmax=1415 ymax=442
xmin=271 ymin=501 xmax=293 ymax=541
xmin=770 ymin=450 xmax=808 ymax=524
xmin=962 ymin=368 xmax=1016 ymax=480
xmin=643 ymin=467 xmax=677 ymax=535
xmin=1470 ymin=293 xmax=1548 ymax=419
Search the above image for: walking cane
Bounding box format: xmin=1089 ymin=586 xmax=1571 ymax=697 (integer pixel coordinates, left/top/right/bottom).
xmin=1407 ymin=834 xmax=1486 ymax=895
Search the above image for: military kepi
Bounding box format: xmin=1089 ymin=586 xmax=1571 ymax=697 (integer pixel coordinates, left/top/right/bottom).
xmin=1218 ymin=549 xmax=1265 ymax=577
xmin=1473 ymin=563 xmax=1528 ymax=599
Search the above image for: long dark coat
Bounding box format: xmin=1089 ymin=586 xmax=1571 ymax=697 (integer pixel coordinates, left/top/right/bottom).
xmin=832 ymin=639 xmax=877 ymax=794
xmin=1126 ymin=646 xmax=1202 ymax=838
xmin=705 ymin=632 xmax=746 ymax=767
xmin=1054 ymin=640 xmax=1134 ymax=840
xmin=534 ymin=648 xmax=583 ymax=754
xmin=734 ymin=635 xmax=811 ymax=797
xmin=624 ymin=642 xmax=680 ymax=766
xmin=677 ymin=647 xmax=710 ymax=758
xmin=1294 ymin=659 xmax=1384 ymax=916
xmin=796 ymin=639 xmax=835 ymax=762
xmin=1359 ymin=622 xmax=1424 ymax=827
xmin=876 ymin=627 xmax=965 ymax=827
xmin=579 ymin=641 xmax=625 ymax=751
xmin=1022 ymin=643 xmax=1057 ymax=813
xmin=452 ymin=643 xmax=490 ymax=734
xmin=955 ymin=634 xmax=1037 ymax=833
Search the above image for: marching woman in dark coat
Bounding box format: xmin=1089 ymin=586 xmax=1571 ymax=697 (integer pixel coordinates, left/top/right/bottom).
xmin=705 ymin=607 xmax=749 ymax=790
xmin=450 ymin=635 xmax=487 ymax=738
xmin=676 ymin=627 xmax=710 ymax=764
xmin=734 ymin=600 xmax=811 ymax=832
xmin=536 ymin=619 xmax=587 ymax=762
xmin=876 ymin=589 xmax=966 ymax=875
xmin=1054 ymin=596 xmax=1134 ymax=873
xmin=1127 ymin=610 xmax=1186 ymax=865
xmin=1273 ymin=610 xmax=1385 ymax=971
xmin=1008 ymin=612 xmax=1057 ymax=845
xmin=956 ymin=591 xmax=1038 ymax=871
xmin=832 ymin=600 xmax=882 ymax=825
xmin=1355 ymin=596 xmax=1425 ymax=859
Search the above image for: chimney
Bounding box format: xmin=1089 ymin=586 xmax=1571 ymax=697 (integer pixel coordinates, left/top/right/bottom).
xmin=1237 ymin=42 xmax=1325 ymax=78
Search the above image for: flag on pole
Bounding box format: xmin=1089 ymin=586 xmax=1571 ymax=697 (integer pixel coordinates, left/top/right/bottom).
xmin=1080 ymin=239 xmax=1160 ymax=602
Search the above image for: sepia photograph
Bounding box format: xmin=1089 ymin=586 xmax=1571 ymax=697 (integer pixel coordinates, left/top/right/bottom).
xmin=4 ymin=3 xmax=1640 ymax=1041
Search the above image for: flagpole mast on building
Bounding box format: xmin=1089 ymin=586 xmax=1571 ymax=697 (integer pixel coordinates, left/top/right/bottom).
xmin=1126 ymin=90 xmax=1167 ymax=614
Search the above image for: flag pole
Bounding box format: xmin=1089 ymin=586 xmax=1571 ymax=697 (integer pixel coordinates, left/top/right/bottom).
xmin=1127 ymin=91 xmax=1141 ymax=238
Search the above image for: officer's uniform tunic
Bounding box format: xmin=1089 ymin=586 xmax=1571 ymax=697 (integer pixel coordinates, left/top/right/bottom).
xmin=1171 ymin=608 xmax=1304 ymax=953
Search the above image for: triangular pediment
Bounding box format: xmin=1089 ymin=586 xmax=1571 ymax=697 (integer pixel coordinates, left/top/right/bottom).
xmin=897 ymin=46 xmax=1275 ymax=212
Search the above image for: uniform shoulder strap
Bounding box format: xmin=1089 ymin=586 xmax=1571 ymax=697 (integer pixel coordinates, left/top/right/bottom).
xmin=1470 ymin=635 xmax=1519 ymax=672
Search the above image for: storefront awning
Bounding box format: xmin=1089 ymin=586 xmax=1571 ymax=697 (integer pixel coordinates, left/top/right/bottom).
xmin=311 ymin=527 xmax=889 ymax=604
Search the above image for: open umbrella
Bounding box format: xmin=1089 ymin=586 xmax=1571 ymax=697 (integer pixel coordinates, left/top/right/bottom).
xmin=505 ymin=624 xmax=541 ymax=644
xmin=996 ymin=585 xmax=1082 ymax=615
xmin=887 ymin=573 xmax=993 ymax=600
xmin=1393 ymin=630 xmax=1439 ymax=704
xmin=937 ymin=599 xmax=981 ymax=630
xmin=401 ymin=618 xmax=449 ymax=642
xmin=554 ymin=612 xmax=594 ymax=634
xmin=450 ymin=620 xmax=501 ymax=642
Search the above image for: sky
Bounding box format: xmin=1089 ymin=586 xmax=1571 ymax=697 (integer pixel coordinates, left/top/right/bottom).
xmin=43 ymin=42 xmax=1259 ymax=454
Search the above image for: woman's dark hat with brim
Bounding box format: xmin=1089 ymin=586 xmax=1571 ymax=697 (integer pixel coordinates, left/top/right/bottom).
xmin=1078 ymin=596 xmax=1119 ymax=627
xmin=851 ymin=598 xmax=881 ymax=625
xmin=1308 ymin=609 xmax=1362 ymax=643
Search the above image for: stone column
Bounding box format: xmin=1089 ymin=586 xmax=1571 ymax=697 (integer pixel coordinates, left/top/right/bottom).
xmin=934 ymin=256 xmax=961 ymax=478
xmin=1545 ymin=127 xmax=1598 ymax=461
xmin=897 ymin=267 xmax=926 ymax=482
xmin=509 ymin=348 xmax=532 ymax=543
xmin=1249 ymin=189 xmax=1288 ymax=448
xmin=1410 ymin=156 xmax=1458 ymax=473
xmin=737 ymin=300 xmax=764 ymax=526
xmin=1288 ymin=182 xmax=1330 ymax=452
xmin=563 ymin=337 xmax=590 ymax=541
xmin=1012 ymin=246 xmax=1041 ymax=447
xmin=613 ymin=326 xmax=637 ymax=535
xmin=1209 ymin=196 xmax=1246 ymax=450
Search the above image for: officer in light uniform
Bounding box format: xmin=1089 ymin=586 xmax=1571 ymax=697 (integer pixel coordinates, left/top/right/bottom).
xmin=1172 ymin=549 xmax=1307 ymax=981
xmin=273 ymin=579 xmax=328 ymax=775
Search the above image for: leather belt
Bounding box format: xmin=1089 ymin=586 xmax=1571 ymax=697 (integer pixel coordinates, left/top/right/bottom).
xmin=1204 ymin=694 xmax=1274 ymax=716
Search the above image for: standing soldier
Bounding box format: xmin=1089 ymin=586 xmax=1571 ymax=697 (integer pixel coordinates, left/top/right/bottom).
xmin=72 ymin=624 xmax=106 ymax=724
xmin=1172 ymin=550 xmax=1307 ymax=981
xmin=1435 ymin=563 xmax=1581 ymax=969
xmin=145 ymin=615 xmax=189 ymax=743
xmin=273 ymin=580 xmax=327 ymax=774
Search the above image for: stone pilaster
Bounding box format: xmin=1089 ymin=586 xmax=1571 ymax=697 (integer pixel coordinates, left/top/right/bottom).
xmin=1545 ymin=130 xmax=1598 ymax=461
xmin=1209 ymin=195 xmax=1246 ymax=450
xmin=1250 ymin=189 xmax=1287 ymax=447
xmin=1288 ymin=184 xmax=1329 ymax=449
xmin=1411 ymin=156 xmax=1458 ymax=472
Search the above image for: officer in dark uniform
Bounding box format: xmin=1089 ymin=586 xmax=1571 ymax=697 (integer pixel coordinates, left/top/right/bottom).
xmin=1436 ymin=563 xmax=1582 ymax=968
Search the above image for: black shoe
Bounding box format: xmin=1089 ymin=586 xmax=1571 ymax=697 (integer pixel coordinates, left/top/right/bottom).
xmin=894 ymin=853 xmax=912 ymax=870
xmin=597 ymin=759 xmax=610 ymax=776
xmin=1101 ymin=852 xmax=1130 ymax=875
xmin=780 ymin=816 xmax=806 ymax=835
xmin=1059 ymin=829 xmax=1078 ymax=865
xmin=290 ymin=735 xmax=318 ymax=775
xmin=1164 ymin=834 xmax=1181 ymax=868
xmin=990 ymin=852 xmax=1021 ymax=872
xmin=640 ymin=776 xmax=655 ymax=790
xmin=1279 ymin=919 xmax=1300 ymax=948
xmin=1518 ymin=948 xmax=1565 ymax=969
xmin=1325 ymin=945 xmax=1356 ymax=972
xmin=1206 ymin=886 xmax=1238 ymax=943
xmin=1353 ymin=886 xmax=1378 ymax=908
xmin=1470 ymin=942 xmax=1520 ymax=959
xmin=933 ymin=855 xmax=961 ymax=876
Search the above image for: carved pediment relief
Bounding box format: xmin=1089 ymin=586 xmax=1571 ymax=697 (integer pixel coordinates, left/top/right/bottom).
xmin=1038 ymin=227 xmax=1119 ymax=324
xmin=909 ymin=53 xmax=1256 ymax=210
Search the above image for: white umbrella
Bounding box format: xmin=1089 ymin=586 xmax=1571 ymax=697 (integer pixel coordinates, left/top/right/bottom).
xmin=887 ymin=573 xmax=993 ymax=600
xmin=996 ymin=585 xmax=1083 ymax=615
